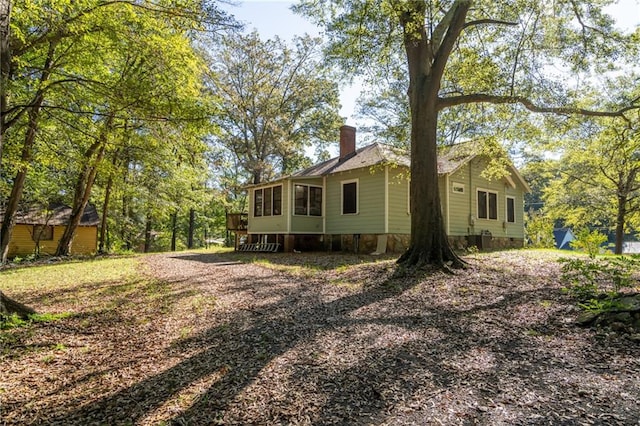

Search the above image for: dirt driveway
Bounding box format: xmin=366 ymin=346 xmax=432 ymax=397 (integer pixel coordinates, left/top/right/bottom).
xmin=3 ymin=251 xmax=640 ymax=425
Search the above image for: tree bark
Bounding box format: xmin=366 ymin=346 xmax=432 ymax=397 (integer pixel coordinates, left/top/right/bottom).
xmin=614 ymin=194 xmax=626 ymax=255
xmin=0 ymin=0 xmax=11 ymax=170
xmin=0 ymin=43 xmax=56 ymax=263
xmin=171 ymin=211 xmax=177 ymax=251
xmin=396 ymin=1 xmax=469 ymax=270
xmin=98 ymin=174 xmax=114 ymax=253
xmin=56 ymin=114 xmax=113 ymax=256
xmin=188 ymin=208 xmax=195 ymax=249
xmin=144 ymin=213 xmax=152 ymax=253
xmin=0 ymin=290 xmax=36 ymax=319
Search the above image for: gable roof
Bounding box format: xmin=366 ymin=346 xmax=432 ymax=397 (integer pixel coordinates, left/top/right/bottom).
xmin=0 ymin=203 xmax=100 ymax=226
xmin=291 ymin=143 xmax=410 ymax=178
xmin=250 ymin=141 xmax=530 ymax=192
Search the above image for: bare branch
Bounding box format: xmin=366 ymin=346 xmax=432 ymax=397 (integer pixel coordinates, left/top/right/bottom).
xmin=438 ymin=93 xmax=639 ymax=118
xmin=462 ymin=19 xmax=518 ymax=29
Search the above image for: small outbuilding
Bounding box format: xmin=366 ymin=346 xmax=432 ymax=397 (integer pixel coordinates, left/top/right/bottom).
xmin=0 ymin=203 xmax=99 ymax=258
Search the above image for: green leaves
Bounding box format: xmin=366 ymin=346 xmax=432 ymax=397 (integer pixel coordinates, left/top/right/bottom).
xmin=208 ymin=31 xmax=342 ymax=185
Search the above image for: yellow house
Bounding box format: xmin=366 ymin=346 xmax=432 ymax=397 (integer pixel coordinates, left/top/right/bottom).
xmin=0 ymin=203 xmax=99 ymax=258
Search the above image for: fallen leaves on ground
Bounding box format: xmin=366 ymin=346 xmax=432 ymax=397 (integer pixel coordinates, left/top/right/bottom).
xmin=1 ymin=250 xmax=639 ymax=425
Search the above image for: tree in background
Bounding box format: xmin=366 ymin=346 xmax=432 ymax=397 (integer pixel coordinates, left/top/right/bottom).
xmin=544 ymin=113 xmax=640 ymax=255
xmin=0 ymin=0 xmax=232 ymax=261
xmin=295 ymin=0 xmax=639 ymax=269
xmin=207 ymin=31 xmax=343 ymax=185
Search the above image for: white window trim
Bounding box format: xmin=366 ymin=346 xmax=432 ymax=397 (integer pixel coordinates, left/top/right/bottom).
xmin=506 ymin=195 xmax=516 ymax=223
xmin=477 ymin=188 xmax=499 ymax=221
xmin=452 ymin=182 xmax=465 ymax=194
xmin=341 ymin=178 xmax=359 ymax=215
xmin=253 ymin=184 xmax=283 ymax=218
xmin=292 ymin=183 xmax=323 ymax=217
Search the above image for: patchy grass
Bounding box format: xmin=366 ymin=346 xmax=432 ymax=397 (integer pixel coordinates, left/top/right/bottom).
xmin=0 ymin=256 xmax=141 ymax=293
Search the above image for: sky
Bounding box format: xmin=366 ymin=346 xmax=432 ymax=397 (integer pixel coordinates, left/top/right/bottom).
xmin=222 ymin=0 xmax=640 ymax=126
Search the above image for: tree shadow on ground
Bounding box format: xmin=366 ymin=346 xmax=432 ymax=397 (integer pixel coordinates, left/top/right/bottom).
xmin=40 ymin=251 xmax=640 ymax=425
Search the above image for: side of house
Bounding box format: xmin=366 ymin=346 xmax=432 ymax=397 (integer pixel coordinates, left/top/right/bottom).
xmin=7 ymin=224 xmax=98 ymax=257
xmin=0 ymin=204 xmax=99 ymax=258
xmin=244 ymin=126 xmax=529 ymax=253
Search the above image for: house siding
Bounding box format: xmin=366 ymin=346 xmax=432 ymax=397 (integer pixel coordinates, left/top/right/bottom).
xmin=290 ymin=178 xmax=324 ymax=233
xmin=447 ymin=163 xmax=473 ymax=236
xmin=325 ymin=167 xmax=385 ymax=234
xmin=248 ymin=181 xmax=290 ymax=234
xmin=7 ymin=224 xmax=97 ymax=257
xmin=387 ymin=167 xmax=410 ymax=234
xmin=466 ymin=157 xmax=525 ymax=241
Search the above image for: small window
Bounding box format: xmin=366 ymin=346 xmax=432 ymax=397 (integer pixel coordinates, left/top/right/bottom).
xmin=342 ymin=181 xmax=358 ymax=214
xmin=254 ymin=189 xmax=263 ymax=217
xmin=452 ymin=182 xmax=465 ymax=194
xmin=33 ymin=225 xmax=54 ymax=241
xmin=273 ymin=186 xmax=282 ymax=215
xmin=477 ymin=189 xmax=498 ymax=220
xmin=309 ymin=187 xmax=322 ymax=216
xmin=295 ymin=185 xmax=308 ymax=215
xmin=264 ymin=187 xmax=273 ymax=216
xmin=506 ymin=196 xmax=516 ymax=223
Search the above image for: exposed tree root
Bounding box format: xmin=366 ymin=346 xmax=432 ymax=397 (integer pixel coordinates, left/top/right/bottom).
xmin=396 ymin=242 xmax=467 ymax=274
xmin=0 ymin=290 xmax=36 ymax=319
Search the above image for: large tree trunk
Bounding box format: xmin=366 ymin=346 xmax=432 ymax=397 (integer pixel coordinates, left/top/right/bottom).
xmin=614 ymin=195 xmax=626 ymax=255
xmin=1 ymin=97 xmax=41 ymax=262
xmin=0 ymin=290 xmax=36 ymax=319
xmin=396 ymin=1 xmax=468 ymax=270
xmin=0 ymin=0 xmax=11 ymax=169
xmin=171 ymin=211 xmax=177 ymax=251
xmin=56 ymin=114 xmax=112 ymax=256
xmin=0 ymin=42 xmax=56 ymax=263
xmin=187 ymin=208 xmax=195 ymax=249
xmin=98 ymin=174 xmax=114 ymax=253
xmin=144 ymin=213 xmax=152 ymax=253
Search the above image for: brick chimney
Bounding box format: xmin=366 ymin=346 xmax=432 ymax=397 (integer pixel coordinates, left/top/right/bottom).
xmin=339 ymin=125 xmax=356 ymax=161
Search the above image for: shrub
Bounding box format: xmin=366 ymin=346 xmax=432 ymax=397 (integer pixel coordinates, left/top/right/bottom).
xmin=570 ymin=229 xmax=608 ymax=258
xmin=559 ymin=255 xmax=640 ymax=312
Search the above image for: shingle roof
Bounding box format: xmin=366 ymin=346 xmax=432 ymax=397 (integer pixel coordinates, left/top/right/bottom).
xmin=292 ymin=142 xmax=472 ymax=178
xmin=0 ymin=203 xmax=100 ymax=226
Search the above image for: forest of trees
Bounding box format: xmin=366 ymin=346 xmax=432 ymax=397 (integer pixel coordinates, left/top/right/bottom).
xmin=0 ymin=0 xmax=639 ymax=265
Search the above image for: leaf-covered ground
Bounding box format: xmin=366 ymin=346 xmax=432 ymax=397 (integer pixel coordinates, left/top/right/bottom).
xmin=1 ymin=250 xmax=639 ymax=425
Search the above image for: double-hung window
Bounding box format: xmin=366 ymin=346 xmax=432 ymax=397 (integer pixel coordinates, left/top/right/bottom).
xmin=294 ymin=184 xmax=322 ymax=216
xmin=342 ymin=180 xmax=358 ymax=215
xmin=477 ymin=189 xmax=498 ymax=220
xmin=506 ymin=196 xmax=516 ymax=223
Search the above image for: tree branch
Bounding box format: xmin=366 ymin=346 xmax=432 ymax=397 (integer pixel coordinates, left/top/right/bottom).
xmin=438 ymin=93 xmax=639 ymax=118
xmin=462 ymin=19 xmax=518 ymax=29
